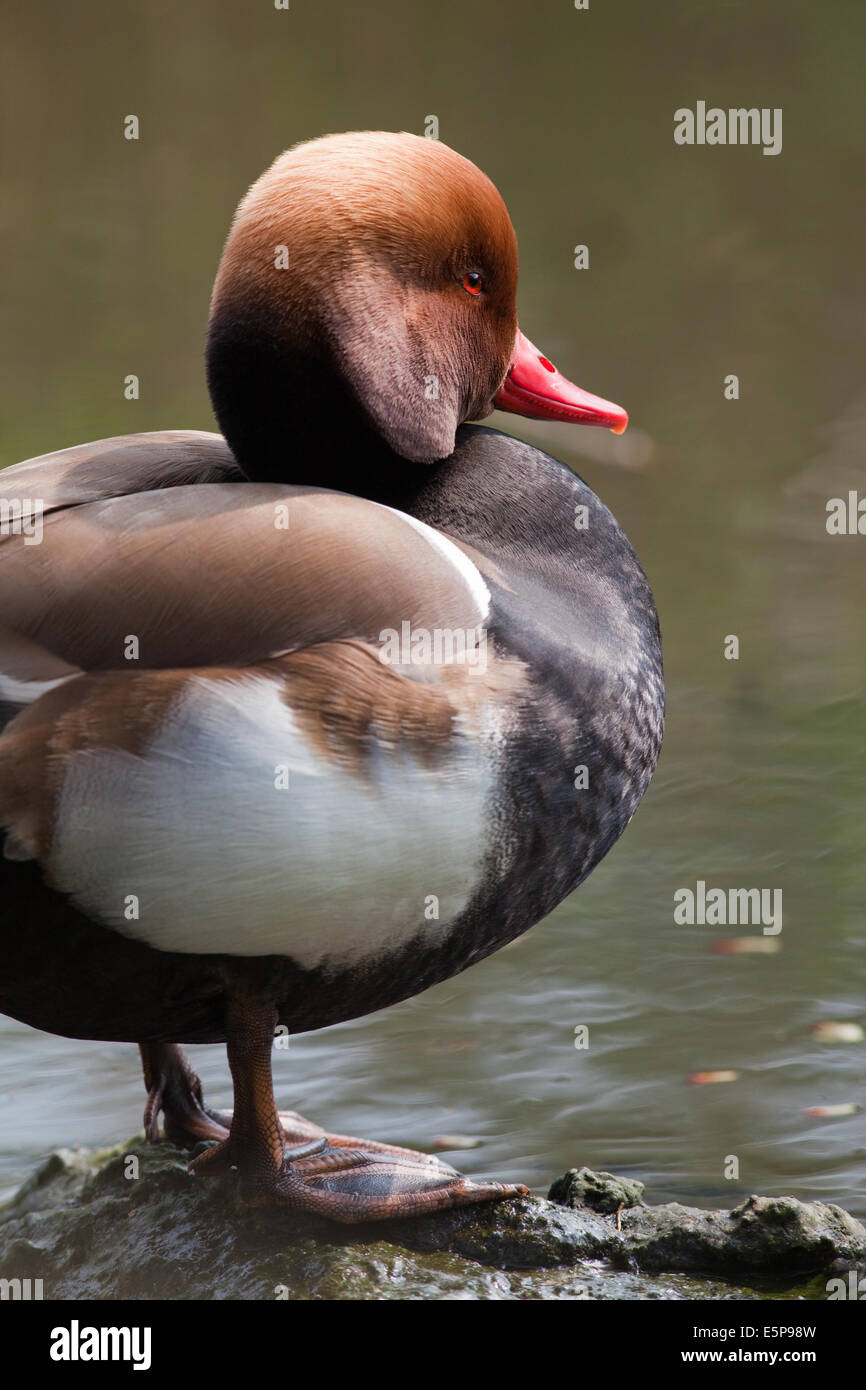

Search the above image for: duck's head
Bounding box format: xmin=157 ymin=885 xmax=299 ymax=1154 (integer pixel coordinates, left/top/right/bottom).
xmin=206 ymin=131 xmax=627 ymax=485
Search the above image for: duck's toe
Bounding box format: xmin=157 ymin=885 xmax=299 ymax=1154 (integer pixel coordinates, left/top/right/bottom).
xmin=253 ymin=1141 xmax=527 ymax=1223
xmin=140 ymin=1042 xmax=231 ymax=1146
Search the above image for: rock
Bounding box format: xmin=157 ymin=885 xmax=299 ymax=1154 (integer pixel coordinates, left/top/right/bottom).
xmin=550 ymin=1166 xmax=866 ymax=1275
xmin=549 ymin=1166 xmax=645 ymax=1215
xmin=0 ymin=1141 xmax=862 ymax=1300
xmin=618 ymin=1193 xmax=866 ymax=1275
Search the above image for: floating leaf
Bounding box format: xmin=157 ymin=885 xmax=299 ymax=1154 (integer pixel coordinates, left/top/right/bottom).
xmin=811 ymin=1021 xmax=865 ymax=1044
xmin=432 ymin=1134 xmax=483 ymax=1151
xmin=710 ymin=937 xmax=781 ymax=955
xmin=805 ymin=1103 xmax=860 ymax=1118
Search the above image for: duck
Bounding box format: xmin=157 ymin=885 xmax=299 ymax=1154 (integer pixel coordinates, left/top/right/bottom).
xmin=0 ymin=131 xmax=664 ymax=1223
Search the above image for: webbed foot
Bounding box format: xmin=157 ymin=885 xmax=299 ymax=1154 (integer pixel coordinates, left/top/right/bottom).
xmin=189 ymin=1131 xmax=526 ymax=1222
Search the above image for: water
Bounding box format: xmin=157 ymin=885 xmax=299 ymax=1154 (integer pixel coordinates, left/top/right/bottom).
xmin=1 ymin=0 xmax=864 ymax=1219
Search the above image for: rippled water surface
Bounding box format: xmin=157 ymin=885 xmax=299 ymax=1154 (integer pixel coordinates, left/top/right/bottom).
xmin=1 ymin=0 xmax=864 ymax=1221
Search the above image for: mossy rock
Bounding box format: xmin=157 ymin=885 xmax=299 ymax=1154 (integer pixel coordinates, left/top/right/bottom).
xmin=1 ymin=1140 xmax=862 ymax=1300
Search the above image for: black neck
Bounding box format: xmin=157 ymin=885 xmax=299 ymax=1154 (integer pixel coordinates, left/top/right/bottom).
xmin=206 ymin=313 xmax=435 ymax=509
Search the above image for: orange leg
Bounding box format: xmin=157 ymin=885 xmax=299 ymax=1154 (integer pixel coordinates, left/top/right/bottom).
xmin=168 ymin=990 xmax=528 ymax=1224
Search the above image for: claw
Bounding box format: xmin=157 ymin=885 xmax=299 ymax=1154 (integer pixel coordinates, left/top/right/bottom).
xmin=142 ymin=1078 xmax=165 ymax=1144
xmin=139 ymin=1043 xmax=230 ymax=1147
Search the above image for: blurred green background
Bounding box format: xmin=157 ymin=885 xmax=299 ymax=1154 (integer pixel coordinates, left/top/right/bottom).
xmin=1 ymin=0 xmax=865 ymax=1217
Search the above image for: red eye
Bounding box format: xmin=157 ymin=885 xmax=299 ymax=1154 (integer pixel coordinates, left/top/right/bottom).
xmin=462 ymin=271 xmax=484 ymax=295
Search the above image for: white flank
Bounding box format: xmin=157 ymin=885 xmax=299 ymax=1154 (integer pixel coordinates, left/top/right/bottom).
xmin=48 ymin=674 xmax=494 ymax=968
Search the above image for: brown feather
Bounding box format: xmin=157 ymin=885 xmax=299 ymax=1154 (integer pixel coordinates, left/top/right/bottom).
xmin=0 ymin=458 xmax=487 ymax=676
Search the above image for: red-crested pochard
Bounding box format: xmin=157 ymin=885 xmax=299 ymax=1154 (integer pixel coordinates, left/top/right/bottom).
xmin=0 ymin=132 xmax=663 ymax=1222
